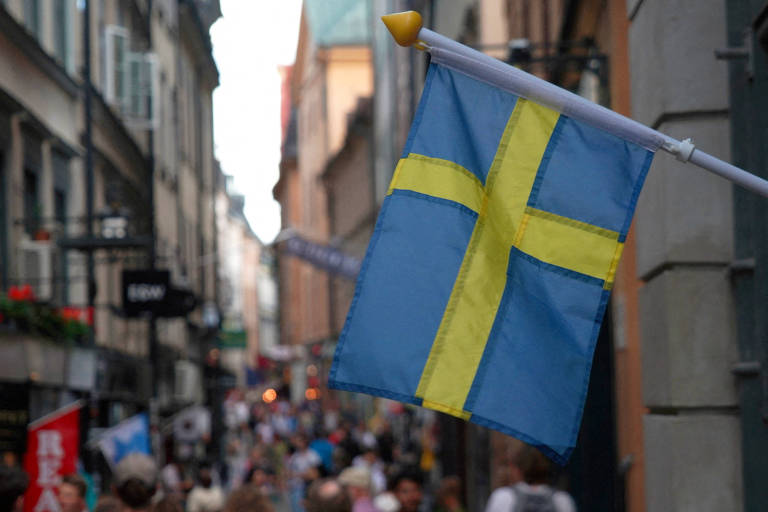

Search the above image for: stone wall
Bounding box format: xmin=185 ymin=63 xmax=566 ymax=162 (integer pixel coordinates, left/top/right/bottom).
xmin=628 ymin=0 xmax=742 ymax=509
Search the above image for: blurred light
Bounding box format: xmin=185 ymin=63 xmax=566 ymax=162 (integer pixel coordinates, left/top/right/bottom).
xmin=262 ymin=388 xmax=277 ymax=403
xmin=305 ymin=388 xmax=319 ymax=400
xmin=306 ymin=364 xmax=317 ymax=376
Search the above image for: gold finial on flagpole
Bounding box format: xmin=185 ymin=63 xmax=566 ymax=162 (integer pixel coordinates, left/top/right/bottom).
xmin=381 ymin=11 xmax=423 ymax=47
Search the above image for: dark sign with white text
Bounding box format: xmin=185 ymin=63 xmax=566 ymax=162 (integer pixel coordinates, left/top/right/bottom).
xmin=122 ymin=270 xmax=197 ymax=317
xmin=122 ymin=270 xmax=170 ymax=316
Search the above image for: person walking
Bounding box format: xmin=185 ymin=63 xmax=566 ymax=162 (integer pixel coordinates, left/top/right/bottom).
xmin=186 ymin=466 xmax=224 ymax=512
xmin=389 ymin=469 xmax=424 ymax=512
xmin=112 ymin=454 xmax=159 ymax=512
xmin=287 ymin=434 xmax=321 ymax=512
xmin=58 ymin=474 xmax=88 ymax=512
xmin=223 ymin=485 xmax=273 ymax=512
xmin=337 ymin=467 xmax=376 ymax=512
xmin=304 ymin=479 xmax=350 ymax=512
xmin=434 ymin=476 xmax=465 ymax=512
xmin=484 ymin=446 xmax=575 ymax=512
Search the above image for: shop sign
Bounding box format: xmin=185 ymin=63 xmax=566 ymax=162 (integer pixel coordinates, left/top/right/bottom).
xmin=122 ymin=270 xmax=196 ymax=317
xmin=219 ymin=330 xmax=247 ymax=349
xmin=122 ymin=270 xmax=170 ymax=316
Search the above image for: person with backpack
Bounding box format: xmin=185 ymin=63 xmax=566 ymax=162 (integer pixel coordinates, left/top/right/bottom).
xmin=484 ymin=446 xmax=575 ymax=512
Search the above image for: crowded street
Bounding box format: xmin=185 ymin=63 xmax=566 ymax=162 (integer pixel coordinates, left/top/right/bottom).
xmin=2 ymin=1 xmax=768 ymax=511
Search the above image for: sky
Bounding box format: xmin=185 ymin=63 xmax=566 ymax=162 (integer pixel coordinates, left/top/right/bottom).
xmin=210 ymin=0 xmax=303 ymax=243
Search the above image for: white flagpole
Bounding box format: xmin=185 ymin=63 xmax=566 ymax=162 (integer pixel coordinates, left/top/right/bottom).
xmin=382 ymin=12 xmax=768 ymax=198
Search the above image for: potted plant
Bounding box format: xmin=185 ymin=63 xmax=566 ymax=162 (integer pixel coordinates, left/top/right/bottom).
xmin=30 ymin=204 xmax=51 ymax=241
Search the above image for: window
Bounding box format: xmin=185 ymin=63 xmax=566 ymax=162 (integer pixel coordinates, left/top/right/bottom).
xmin=54 ymin=190 xmax=65 ymax=225
xmin=24 ymin=0 xmax=41 ymax=39
xmin=53 ymin=0 xmax=71 ymax=70
xmin=126 ymin=52 xmax=158 ymax=125
xmin=52 ymin=151 xmax=69 ymax=225
xmin=104 ymin=25 xmax=158 ymax=127
xmin=23 ymin=170 xmax=38 ymax=237
xmin=104 ymin=25 xmax=128 ymax=108
xmin=52 ymin=151 xmax=69 ymax=304
xmin=178 ymin=70 xmax=187 ymax=159
xmin=22 ymin=131 xmax=42 ymax=237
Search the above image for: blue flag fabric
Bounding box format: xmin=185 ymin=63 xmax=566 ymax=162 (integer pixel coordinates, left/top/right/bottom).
xmin=98 ymin=413 xmax=151 ymax=466
xmin=328 ymin=62 xmax=654 ymax=463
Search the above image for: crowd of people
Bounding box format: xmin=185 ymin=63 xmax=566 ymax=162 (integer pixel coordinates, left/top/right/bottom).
xmin=0 ymin=397 xmax=576 ymax=512
xmin=208 ymin=398 xmax=435 ymax=512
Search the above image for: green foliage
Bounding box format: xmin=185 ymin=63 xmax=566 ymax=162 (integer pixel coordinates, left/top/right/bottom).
xmin=0 ymin=296 xmax=90 ymax=344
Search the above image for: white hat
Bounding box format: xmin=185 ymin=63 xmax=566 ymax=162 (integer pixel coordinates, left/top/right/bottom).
xmin=338 ymin=466 xmax=371 ymax=490
xmin=113 ymin=454 xmax=158 ymax=487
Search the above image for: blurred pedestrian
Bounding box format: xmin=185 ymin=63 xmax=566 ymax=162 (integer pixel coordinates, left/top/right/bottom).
xmin=187 ymin=466 xmax=224 ymax=512
xmin=160 ymin=461 xmax=185 ymax=502
xmin=112 ymin=453 xmax=158 ymax=512
xmin=244 ymin=465 xmax=276 ymax=498
xmin=434 ymin=476 xmax=464 ymax=512
xmin=0 ymin=464 xmax=28 ymax=512
xmin=58 ymin=474 xmax=88 ymax=512
xmin=375 ymin=422 xmax=394 ymax=466
xmin=371 ymin=492 xmax=399 ymax=512
xmin=93 ymin=495 xmax=120 ymax=512
xmin=331 ymin=423 xmax=359 ymax=467
xmin=484 ymin=446 xmax=575 ymax=512
xmin=287 ymin=434 xmax=321 ymax=512
xmin=337 ymin=467 xmax=375 ymax=512
xmin=152 ymin=497 xmax=183 ymax=512
xmin=1 ymin=453 xmax=19 ymax=468
xmin=389 ymin=469 xmax=423 ymax=512
xmin=304 ymin=479 xmax=350 ymax=512
xmin=223 ymin=485 xmax=273 ymax=512
xmin=351 ymin=445 xmax=385 ymax=496
xmin=309 ymin=433 xmax=334 ymax=476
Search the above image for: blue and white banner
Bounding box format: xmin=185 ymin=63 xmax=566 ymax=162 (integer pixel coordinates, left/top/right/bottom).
xmin=282 ymin=234 xmax=361 ymax=279
xmin=98 ymin=413 xmax=151 ymax=467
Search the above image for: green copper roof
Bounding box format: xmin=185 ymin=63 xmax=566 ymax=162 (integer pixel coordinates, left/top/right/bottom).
xmin=304 ymin=0 xmax=371 ymax=46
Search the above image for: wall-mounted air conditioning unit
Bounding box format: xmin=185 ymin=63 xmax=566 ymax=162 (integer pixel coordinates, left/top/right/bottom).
xmin=17 ymin=240 xmax=56 ymax=301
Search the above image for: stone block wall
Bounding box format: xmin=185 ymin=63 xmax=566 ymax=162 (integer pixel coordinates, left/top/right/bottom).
xmin=628 ymin=0 xmax=743 ymax=509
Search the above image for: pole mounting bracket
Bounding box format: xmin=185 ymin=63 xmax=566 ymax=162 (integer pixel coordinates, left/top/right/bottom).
xmin=715 ymin=28 xmax=754 ymax=81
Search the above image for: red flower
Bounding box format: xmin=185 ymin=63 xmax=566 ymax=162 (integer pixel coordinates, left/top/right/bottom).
xmin=8 ymin=285 xmax=22 ymax=301
xmin=19 ymin=285 xmax=35 ymax=301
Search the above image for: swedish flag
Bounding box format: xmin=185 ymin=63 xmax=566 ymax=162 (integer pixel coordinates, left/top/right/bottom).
xmin=328 ymin=62 xmax=653 ymax=463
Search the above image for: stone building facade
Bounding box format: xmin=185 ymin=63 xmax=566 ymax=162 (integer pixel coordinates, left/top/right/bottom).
xmin=0 ymin=0 xmax=222 ymax=466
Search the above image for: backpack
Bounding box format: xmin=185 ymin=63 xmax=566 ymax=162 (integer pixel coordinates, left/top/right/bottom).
xmin=510 ymin=485 xmax=557 ymax=512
